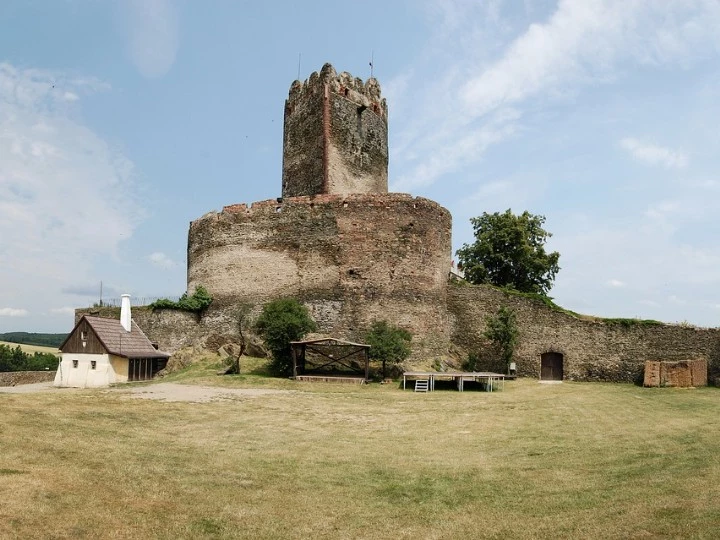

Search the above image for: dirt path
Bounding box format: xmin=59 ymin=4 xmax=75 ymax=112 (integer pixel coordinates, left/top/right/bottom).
xmin=0 ymin=381 xmax=56 ymax=394
xmin=120 ymin=382 xmax=293 ymax=403
xmin=0 ymin=381 xmax=293 ymax=403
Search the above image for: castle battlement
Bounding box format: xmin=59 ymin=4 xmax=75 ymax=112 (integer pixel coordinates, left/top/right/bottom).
xmin=218 ymin=194 xmax=444 ymax=217
xmin=287 ymin=63 xmax=386 ymax=119
xmin=282 ymin=63 xmax=389 ymax=198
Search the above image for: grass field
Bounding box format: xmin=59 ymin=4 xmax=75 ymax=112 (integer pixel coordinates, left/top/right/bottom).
xmin=1 ymin=360 xmax=719 ymax=539
xmin=0 ymin=340 xmax=59 ymax=356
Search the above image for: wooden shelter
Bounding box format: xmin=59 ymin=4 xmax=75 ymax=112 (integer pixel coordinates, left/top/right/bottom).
xmin=290 ymin=338 xmax=370 ymax=381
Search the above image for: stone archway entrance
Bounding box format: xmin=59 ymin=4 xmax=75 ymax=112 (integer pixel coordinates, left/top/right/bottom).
xmin=540 ymin=352 xmax=563 ymax=381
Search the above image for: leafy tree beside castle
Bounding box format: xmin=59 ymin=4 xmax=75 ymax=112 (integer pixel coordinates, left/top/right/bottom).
xmin=483 ymin=306 xmax=519 ymax=373
xmin=364 ymin=320 xmax=412 ymax=378
xmin=456 ymin=209 xmax=560 ymax=295
xmin=254 ymin=298 xmax=317 ymax=376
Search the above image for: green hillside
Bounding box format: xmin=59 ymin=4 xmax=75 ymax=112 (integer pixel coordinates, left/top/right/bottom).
xmin=0 ymin=332 xmax=67 ymax=348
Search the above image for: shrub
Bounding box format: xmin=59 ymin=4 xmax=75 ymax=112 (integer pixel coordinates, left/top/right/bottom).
xmin=254 ymin=298 xmax=317 ymax=376
xmin=150 ymin=286 xmax=213 ymax=313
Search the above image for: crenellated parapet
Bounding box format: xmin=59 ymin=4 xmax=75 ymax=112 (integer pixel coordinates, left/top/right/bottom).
xmin=282 ymin=63 xmax=388 ymax=198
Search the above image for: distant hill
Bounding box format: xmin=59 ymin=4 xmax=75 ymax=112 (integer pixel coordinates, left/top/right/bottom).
xmin=0 ymin=332 xmax=67 ymax=348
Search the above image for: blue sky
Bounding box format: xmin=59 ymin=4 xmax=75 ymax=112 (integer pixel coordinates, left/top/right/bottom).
xmin=1 ymin=0 xmax=720 ymax=333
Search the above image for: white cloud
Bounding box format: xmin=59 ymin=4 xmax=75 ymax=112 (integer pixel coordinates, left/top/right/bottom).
xmin=0 ymin=62 xmax=141 ymax=325
xmin=620 ymin=138 xmax=688 ymax=168
xmin=148 ymin=252 xmax=177 ymax=269
xmin=388 ymin=0 xmax=720 ymax=191
xmin=0 ymin=308 xmax=29 ymax=317
xmin=50 ymin=307 xmax=76 ymax=316
xmin=121 ymin=0 xmax=179 ymax=79
xmin=607 ymin=279 xmax=625 ymax=288
xmin=62 ymin=91 xmax=79 ymax=102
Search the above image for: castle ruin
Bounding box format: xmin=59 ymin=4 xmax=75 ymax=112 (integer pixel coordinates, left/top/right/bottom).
xmin=79 ymin=63 xmax=720 ymax=384
xmin=187 ymin=64 xmax=453 ymax=357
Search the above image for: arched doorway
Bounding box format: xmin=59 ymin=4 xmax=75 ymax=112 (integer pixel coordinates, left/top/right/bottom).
xmin=540 ymin=352 xmax=563 ymax=381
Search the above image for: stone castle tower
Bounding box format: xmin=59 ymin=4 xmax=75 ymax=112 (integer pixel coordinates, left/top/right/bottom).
xmin=187 ymin=64 xmax=452 ymax=358
xmin=282 ymin=63 xmax=388 ymax=197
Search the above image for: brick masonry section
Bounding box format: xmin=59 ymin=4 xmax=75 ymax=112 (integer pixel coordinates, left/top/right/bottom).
xmin=643 ymin=359 xmax=708 ymax=387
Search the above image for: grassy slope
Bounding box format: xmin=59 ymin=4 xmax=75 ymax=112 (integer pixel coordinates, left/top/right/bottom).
xmin=1 ymin=362 xmax=719 ymax=539
xmin=0 ymin=341 xmax=59 ymax=356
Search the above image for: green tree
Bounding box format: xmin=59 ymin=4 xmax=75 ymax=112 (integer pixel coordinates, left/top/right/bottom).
xmin=456 ymin=209 xmax=560 ymax=295
xmin=364 ymin=320 xmax=412 ymax=378
xmin=254 ymin=298 xmax=317 ymax=376
xmin=484 ymin=306 xmax=519 ymax=372
xmin=0 ymin=345 xmax=57 ymax=372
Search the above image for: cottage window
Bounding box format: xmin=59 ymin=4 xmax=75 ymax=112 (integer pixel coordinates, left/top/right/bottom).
xmin=72 ymin=360 xmax=78 ymax=368
xmin=91 ymin=361 xmax=96 ymax=370
xmin=80 ymin=331 xmax=87 ymax=341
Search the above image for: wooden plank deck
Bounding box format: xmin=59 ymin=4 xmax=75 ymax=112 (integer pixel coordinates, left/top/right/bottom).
xmin=402 ymin=371 xmax=507 ymax=392
xmin=294 ymin=375 xmax=366 ymax=384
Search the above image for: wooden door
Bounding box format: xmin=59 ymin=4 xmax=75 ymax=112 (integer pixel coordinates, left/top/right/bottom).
xmin=541 ymin=352 xmax=563 ymax=381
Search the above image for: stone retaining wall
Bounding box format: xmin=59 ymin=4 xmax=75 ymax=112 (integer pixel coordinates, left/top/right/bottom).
xmin=0 ymin=371 xmax=56 ymax=386
xmin=447 ymin=284 xmax=720 ymax=383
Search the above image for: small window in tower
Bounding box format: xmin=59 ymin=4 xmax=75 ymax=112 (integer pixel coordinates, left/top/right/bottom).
xmin=72 ymin=360 xmax=78 ymax=368
xmin=91 ymin=361 xmax=97 ymax=370
xmin=80 ymin=331 xmax=87 ymax=341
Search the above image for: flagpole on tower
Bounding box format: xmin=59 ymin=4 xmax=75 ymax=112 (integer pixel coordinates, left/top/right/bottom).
xmin=369 ymin=51 xmax=374 ymax=78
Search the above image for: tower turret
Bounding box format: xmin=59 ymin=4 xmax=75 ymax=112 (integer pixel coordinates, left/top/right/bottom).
xmin=282 ymin=63 xmax=388 ymax=198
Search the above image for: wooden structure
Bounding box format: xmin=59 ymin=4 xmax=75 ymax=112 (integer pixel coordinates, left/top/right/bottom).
xmin=403 ymin=371 xmax=506 ymax=392
xmin=55 ymin=315 xmax=170 ymax=388
xmin=290 ymin=338 xmax=370 ymax=381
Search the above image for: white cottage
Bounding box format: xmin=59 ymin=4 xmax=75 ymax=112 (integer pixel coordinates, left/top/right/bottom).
xmin=54 ymin=295 xmax=169 ymax=388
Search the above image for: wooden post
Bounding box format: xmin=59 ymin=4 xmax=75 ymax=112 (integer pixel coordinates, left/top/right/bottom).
xmin=366 ymin=348 xmax=370 ymax=381
xmin=292 ymin=345 xmax=297 ymax=378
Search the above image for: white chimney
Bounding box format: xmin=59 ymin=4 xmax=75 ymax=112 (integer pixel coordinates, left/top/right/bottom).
xmin=120 ymin=294 xmax=131 ymax=332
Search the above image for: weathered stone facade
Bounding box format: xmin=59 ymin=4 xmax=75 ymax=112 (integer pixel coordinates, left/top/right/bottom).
xmin=187 ymin=193 xmax=452 ymax=357
xmin=643 ymin=359 xmax=708 ymax=387
xmin=282 ymin=63 xmax=388 ymax=198
xmin=448 ymin=284 xmax=720 ymax=383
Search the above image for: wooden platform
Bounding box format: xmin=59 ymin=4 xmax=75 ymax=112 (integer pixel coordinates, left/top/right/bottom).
xmin=402 ymin=371 xmax=507 ymax=392
xmin=294 ymin=375 xmax=366 ymax=384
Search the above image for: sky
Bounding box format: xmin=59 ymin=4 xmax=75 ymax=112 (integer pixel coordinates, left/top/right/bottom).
xmin=1 ymin=0 xmax=720 ymax=333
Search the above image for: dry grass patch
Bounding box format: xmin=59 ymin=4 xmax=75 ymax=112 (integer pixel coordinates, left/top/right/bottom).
xmin=2 ymin=376 xmax=720 ymax=539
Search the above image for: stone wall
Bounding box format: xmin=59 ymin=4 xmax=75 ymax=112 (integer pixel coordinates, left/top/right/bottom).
xmin=76 ymin=282 xmax=720 ymax=384
xmin=187 ymin=193 xmax=452 ymax=358
xmin=75 ymin=306 xmax=234 ymax=355
xmin=0 ymin=371 xmax=55 ymax=386
xmin=282 ymin=63 xmax=388 ymax=198
xmin=448 ymin=284 xmax=720 ymax=383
